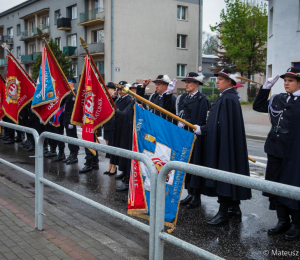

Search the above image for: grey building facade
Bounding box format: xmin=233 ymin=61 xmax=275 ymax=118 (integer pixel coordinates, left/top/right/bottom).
xmin=0 ymin=0 xmax=201 ymax=95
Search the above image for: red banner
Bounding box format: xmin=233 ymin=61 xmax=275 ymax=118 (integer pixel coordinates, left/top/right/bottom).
xmin=2 ymin=56 xmax=35 ymax=124
xmin=0 ymin=77 xmax=5 ymax=119
xmin=71 ymin=56 xmax=115 ymax=140
xmin=31 ymin=47 xmax=70 ymax=124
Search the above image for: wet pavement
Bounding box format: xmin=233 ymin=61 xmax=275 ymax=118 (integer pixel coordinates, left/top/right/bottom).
xmin=0 ymin=135 xmax=299 ymax=260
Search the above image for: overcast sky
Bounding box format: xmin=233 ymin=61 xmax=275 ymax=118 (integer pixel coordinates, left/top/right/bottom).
xmin=0 ymin=0 xmax=266 ymax=35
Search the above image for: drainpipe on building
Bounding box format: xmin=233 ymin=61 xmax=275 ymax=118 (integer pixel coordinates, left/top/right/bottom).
xmin=198 ymin=0 xmax=203 ymax=92
xmin=111 ymin=0 xmax=114 ymax=82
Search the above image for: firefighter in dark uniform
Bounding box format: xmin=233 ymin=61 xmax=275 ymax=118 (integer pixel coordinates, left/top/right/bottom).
xmin=253 ymin=67 xmax=300 ymax=241
xmin=177 ymin=72 xmax=211 ymax=209
xmin=149 ymin=75 xmax=177 ymax=120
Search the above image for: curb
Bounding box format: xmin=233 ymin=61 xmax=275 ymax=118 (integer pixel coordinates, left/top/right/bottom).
xmin=246 ymin=134 xmax=266 ymax=141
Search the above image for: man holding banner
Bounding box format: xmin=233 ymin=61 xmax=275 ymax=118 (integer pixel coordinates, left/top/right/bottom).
xmin=194 ymin=68 xmax=252 ymax=226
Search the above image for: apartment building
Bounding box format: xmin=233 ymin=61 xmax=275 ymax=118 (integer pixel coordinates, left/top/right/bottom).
xmin=266 ymin=0 xmax=300 ymax=95
xmin=0 ymin=0 xmax=201 ymax=94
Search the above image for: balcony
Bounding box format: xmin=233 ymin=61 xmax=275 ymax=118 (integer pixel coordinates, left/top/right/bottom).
xmin=20 ymin=24 xmax=50 ymax=41
xmin=0 ymin=58 xmax=8 ymax=67
xmin=57 ymin=18 xmax=72 ymax=31
xmin=63 ymin=46 xmax=77 ymax=58
xmin=79 ymin=42 xmax=104 ymax=56
xmin=78 ymin=8 xmax=105 ymax=26
xmin=1 ymin=36 xmax=13 ymax=45
xmin=21 ymin=52 xmax=42 ymax=63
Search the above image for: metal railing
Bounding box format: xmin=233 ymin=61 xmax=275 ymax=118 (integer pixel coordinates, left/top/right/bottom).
xmin=0 ymin=123 xmax=157 ymax=260
xmin=155 ymin=161 xmax=300 ymax=260
xmin=79 ymin=8 xmax=105 ymax=24
xmin=20 ymin=24 xmax=50 ymax=40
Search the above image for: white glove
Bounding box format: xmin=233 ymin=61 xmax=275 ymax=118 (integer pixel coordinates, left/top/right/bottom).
xmin=193 ymin=125 xmax=201 ymax=135
xmin=68 ymin=124 xmax=74 ymax=129
xmin=167 ymin=79 xmax=177 ymax=93
xmin=262 ymin=75 xmax=279 ymax=89
xmin=178 ymin=122 xmax=185 ymax=128
xmin=40 ymin=120 xmax=43 ymax=124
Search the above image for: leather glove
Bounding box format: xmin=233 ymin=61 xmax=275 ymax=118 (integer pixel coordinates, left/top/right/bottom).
xmin=262 ymin=75 xmax=279 ymax=89
xmin=167 ymin=79 xmax=177 ymax=93
xmin=193 ymin=125 xmax=201 ymax=135
xmin=68 ymin=124 xmax=74 ymax=129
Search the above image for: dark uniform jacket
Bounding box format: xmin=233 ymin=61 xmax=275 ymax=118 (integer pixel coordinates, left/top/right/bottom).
xmin=149 ymin=92 xmax=176 ymax=121
xmin=253 ymin=87 xmax=300 ymax=209
xmin=201 ymin=88 xmax=252 ymax=200
xmin=63 ymin=89 xmax=77 ymax=126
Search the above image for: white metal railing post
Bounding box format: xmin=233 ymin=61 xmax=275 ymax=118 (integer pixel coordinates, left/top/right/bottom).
xmin=36 ymin=134 xmax=44 ymax=230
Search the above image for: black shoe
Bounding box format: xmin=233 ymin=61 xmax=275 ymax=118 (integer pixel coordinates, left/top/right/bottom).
xmin=92 ymin=163 xmax=99 ymax=170
xmin=284 ymin=224 xmax=300 ymax=241
xmin=103 ymin=171 xmax=110 ymax=175
xmin=62 ymin=154 xmax=72 ymax=162
xmin=3 ymin=138 xmax=15 ymax=144
xmin=207 ymin=204 xmax=229 ymax=226
xmin=228 ymin=205 xmax=242 ymax=221
xmin=66 ymin=154 xmax=78 ymax=165
xmin=15 ymin=137 xmax=22 ymax=142
xmin=43 ymin=147 xmax=49 ymax=155
xmin=187 ymin=196 xmax=201 ymax=209
xmin=268 ymin=205 xmax=290 ymax=235
xmin=21 ymin=140 xmax=27 ymax=146
xmin=180 ymin=194 xmax=193 ymax=205
xmin=116 ymin=184 xmax=129 ymax=192
xmin=0 ymin=134 xmax=3 ymax=139
xmin=52 ymin=151 xmax=65 ymax=162
xmin=79 ymin=165 xmax=93 ymax=174
xmin=26 ymin=145 xmax=35 ymax=152
xmin=44 ymin=151 xmax=57 ymax=158
xmin=109 ymin=169 xmax=117 ymax=176
xmin=3 ymin=136 xmax=9 ymax=141
xmin=115 ymin=172 xmax=125 ymax=180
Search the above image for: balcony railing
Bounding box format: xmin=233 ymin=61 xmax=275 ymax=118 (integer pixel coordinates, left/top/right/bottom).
xmin=0 ymin=58 xmax=8 ymax=66
xmin=33 ymin=52 xmax=42 ymax=60
xmin=57 ymin=18 xmax=71 ymax=30
xmin=21 ymin=52 xmax=41 ymax=63
xmin=79 ymin=8 xmax=105 ymax=24
xmin=1 ymin=35 xmax=13 ymax=44
xmin=20 ymin=24 xmax=50 ymax=40
xmin=79 ymin=42 xmax=104 ymax=56
xmin=63 ymin=46 xmax=77 ymax=56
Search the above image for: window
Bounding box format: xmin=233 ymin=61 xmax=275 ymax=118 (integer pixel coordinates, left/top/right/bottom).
xmin=42 ymin=16 xmax=49 ymax=26
xmin=67 ymin=5 xmax=77 ymax=19
xmin=293 ymin=62 xmax=300 ymax=68
xmin=17 ymin=47 xmax=21 ymax=59
xmin=177 ymin=64 xmax=186 ymax=77
xmin=54 ymin=10 xmax=60 ymax=25
xmin=7 ymin=27 xmax=13 ymax=37
xmin=268 ymin=64 xmax=272 ymax=78
xmin=17 ymin=24 xmax=20 ymax=36
xmin=177 ymin=35 xmax=187 ymax=49
xmin=30 ymin=44 xmax=36 ymax=54
xmin=210 ymin=77 xmax=217 ymax=83
xmin=67 ymin=34 xmax=77 ymax=46
xmin=177 ymin=88 xmax=186 ymax=95
xmin=92 ymin=30 xmax=104 ymax=43
xmin=71 ymin=64 xmax=77 ymax=77
xmin=94 ymin=0 xmax=104 ymax=11
xmin=29 ymin=20 xmax=35 ymax=31
xmin=55 ymin=37 xmax=61 ymax=50
xmin=177 ymin=6 xmax=187 ymax=20
xmin=269 ymin=7 xmax=273 ymax=36
xmin=96 ymin=61 xmax=104 ymax=74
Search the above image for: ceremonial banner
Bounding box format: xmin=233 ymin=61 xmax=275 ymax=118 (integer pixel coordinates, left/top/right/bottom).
xmin=0 ymin=77 xmax=5 ymax=119
xmin=31 ymin=47 xmax=70 ymax=124
xmin=128 ymin=104 xmax=196 ymax=231
xmin=52 ymin=104 xmax=65 ymax=127
xmin=71 ymin=56 xmax=115 ymax=142
xmin=2 ymin=56 xmax=35 ymax=124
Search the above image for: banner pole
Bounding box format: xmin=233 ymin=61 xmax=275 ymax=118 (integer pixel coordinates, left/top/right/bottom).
xmin=79 ymin=36 xmax=117 ymax=111
xmin=37 ymin=28 xmax=75 ymax=96
xmin=115 ymin=84 xmax=256 ymax=163
xmin=0 ymin=73 xmax=6 ymax=83
xmin=1 ymin=43 xmax=36 ymax=86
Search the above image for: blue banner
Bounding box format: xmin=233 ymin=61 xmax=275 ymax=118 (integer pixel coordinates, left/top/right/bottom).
xmin=134 ymin=104 xmax=195 ymax=226
xmin=32 ymin=53 xmax=56 ymax=107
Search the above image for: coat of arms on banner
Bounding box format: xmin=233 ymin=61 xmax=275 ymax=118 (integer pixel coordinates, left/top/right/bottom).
xmin=5 ymin=76 xmax=21 ymax=104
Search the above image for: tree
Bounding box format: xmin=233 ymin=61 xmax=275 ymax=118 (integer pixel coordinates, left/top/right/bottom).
xmin=210 ymin=0 xmax=268 ymax=81
xmin=202 ymin=32 xmax=218 ymax=55
xmin=32 ymin=38 xmax=74 ymax=80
